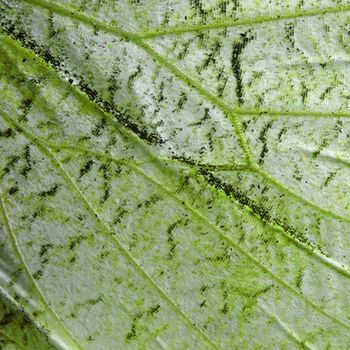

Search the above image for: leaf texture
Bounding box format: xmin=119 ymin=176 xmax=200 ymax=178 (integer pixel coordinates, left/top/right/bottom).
xmin=1 ymin=0 xmax=350 ymax=349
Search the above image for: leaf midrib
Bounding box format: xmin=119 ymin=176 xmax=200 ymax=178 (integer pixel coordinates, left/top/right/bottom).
xmin=3 ymin=0 xmax=348 ymax=342
xmin=3 ymin=29 xmax=350 ymax=281
xmin=6 ymin=0 xmax=350 ymax=225
xmin=3 ymin=33 xmax=350 ymax=282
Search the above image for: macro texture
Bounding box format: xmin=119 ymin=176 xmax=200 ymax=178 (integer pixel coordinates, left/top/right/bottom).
xmin=1 ymin=0 xmax=350 ymax=349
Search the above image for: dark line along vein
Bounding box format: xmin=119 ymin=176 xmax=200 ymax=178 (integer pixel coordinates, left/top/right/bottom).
xmin=4 ymin=30 xmax=350 ymax=276
xmin=50 ymin=143 xmax=350 ymax=331
xmin=2 ymin=21 xmax=350 ymax=330
xmin=251 ymin=165 xmax=350 ymax=224
xmin=3 ymin=31 xmax=350 ymax=277
xmin=2 ymin=112 xmax=348 ymax=332
xmin=0 ymin=110 xmax=222 ymax=350
xmin=19 ymin=0 xmax=254 ymax=165
xmin=43 ymin=141 xmax=350 ymax=279
xmin=4 ymin=30 xmax=350 ymax=227
xmin=10 ymin=2 xmax=350 ymax=224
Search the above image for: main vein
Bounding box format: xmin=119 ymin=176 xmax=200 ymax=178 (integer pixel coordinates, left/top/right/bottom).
xmin=3 ymin=28 xmax=350 ymax=281
xmin=3 ymin=0 xmax=350 ymax=334
xmin=4 ymin=30 xmax=350 ymax=228
xmin=4 ymin=24 xmax=350 ymax=282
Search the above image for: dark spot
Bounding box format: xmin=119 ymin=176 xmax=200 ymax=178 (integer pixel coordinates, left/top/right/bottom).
xmin=167 ymin=221 xmax=179 ymax=260
xmin=0 ymin=128 xmax=14 ymax=138
xmin=191 ymin=0 xmax=207 ymax=21
xmin=300 ymin=81 xmax=309 ymax=104
xmin=99 ymin=250 xmax=110 ymax=260
xmin=312 ymin=139 xmax=328 ymax=158
xmin=69 ymin=235 xmax=85 ymax=250
xmin=91 ymin=116 xmax=107 ymax=137
xmin=231 ymin=31 xmax=253 ymax=105
xmin=321 ymin=170 xmax=337 ymax=188
xmin=33 ymin=270 xmax=43 ymax=280
xmin=144 ymin=194 xmax=162 ymax=208
xmin=38 ymin=184 xmax=60 ymax=197
xmin=277 ymin=127 xmax=287 ymax=141
xmin=148 ymin=304 xmax=160 ymax=315
xmin=87 ymin=296 xmax=103 ymax=305
xmin=113 ymin=208 xmax=128 ymax=225
xmin=47 ymin=12 xmax=57 ymax=38
xmin=320 ymin=87 xmax=333 ymax=101
xmin=177 ymin=41 xmax=190 ymax=60
xmin=175 ymin=91 xmax=188 ymax=111
xmin=19 ymin=98 xmax=33 ymax=118
xmin=258 ymin=121 xmax=273 ymax=164
xmin=125 ymin=312 xmax=143 ymax=343
xmin=79 ymin=159 xmax=94 ymax=179
xmin=296 ymin=269 xmax=304 ymax=289
xmin=197 ymin=40 xmax=221 ymax=72
xmin=99 ymin=162 xmax=111 ymax=204
xmin=220 ymin=303 xmax=228 ymax=314
xmin=39 ymin=244 xmax=53 ymax=258
xmin=200 ymin=285 xmax=209 ymax=293
xmin=284 ymin=22 xmax=295 ymax=47
xmin=126 ymin=323 xmax=137 ymax=342
xmin=127 ymin=65 xmax=141 ymax=90
xmin=0 ymin=312 xmax=15 ymax=327
xmin=8 ymin=186 xmax=19 ymax=195
xmin=20 ymin=145 xmax=32 ymax=178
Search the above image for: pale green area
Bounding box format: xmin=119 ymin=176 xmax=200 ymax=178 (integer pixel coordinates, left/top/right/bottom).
xmin=1 ymin=0 xmax=350 ymax=349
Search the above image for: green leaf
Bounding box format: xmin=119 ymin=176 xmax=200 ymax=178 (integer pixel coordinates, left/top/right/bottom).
xmin=1 ymin=0 xmax=350 ymax=348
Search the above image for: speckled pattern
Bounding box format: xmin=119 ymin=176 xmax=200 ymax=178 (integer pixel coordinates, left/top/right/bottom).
xmin=1 ymin=0 xmax=350 ymax=349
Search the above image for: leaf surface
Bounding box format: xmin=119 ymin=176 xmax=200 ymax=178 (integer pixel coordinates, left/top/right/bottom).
xmin=1 ymin=0 xmax=350 ymax=349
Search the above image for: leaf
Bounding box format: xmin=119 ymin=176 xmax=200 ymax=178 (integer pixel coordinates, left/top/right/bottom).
xmin=1 ymin=0 xmax=350 ymax=348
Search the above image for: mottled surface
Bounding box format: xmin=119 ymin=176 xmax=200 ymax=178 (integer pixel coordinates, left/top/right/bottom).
xmin=1 ymin=0 xmax=350 ymax=349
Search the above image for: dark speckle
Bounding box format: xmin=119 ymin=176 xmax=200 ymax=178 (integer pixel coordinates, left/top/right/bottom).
xmin=38 ymin=184 xmax=60 ymax=197
xmin=79 ymin=159 xmax=94 ymax=179
xmin=231 ymin=31 xmax=253 ymax=105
